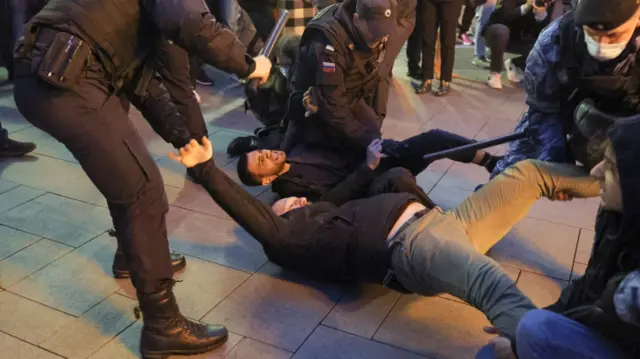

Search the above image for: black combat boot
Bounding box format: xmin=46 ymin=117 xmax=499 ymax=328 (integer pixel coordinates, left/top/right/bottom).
xmin=108 ymin=229 xmax=187 ymax=279
xmin=136 ymin=280 xmax=228 ymax=359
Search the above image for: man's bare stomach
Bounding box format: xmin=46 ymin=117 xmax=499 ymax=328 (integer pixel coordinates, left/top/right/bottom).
xmin=386 ymin=202 xmax=428 ymax=240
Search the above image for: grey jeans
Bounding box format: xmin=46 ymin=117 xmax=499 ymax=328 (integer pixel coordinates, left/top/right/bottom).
xmin=389 ymin=160 xmax=601 ymax=338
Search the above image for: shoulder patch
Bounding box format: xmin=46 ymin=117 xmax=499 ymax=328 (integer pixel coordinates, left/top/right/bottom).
xmin=322 ymin=62 xmax=336 ymax=73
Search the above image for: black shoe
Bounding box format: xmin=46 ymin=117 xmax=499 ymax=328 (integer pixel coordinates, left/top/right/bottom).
xmin=108 ymin=229 xmax=187 ymax=279
xmin=414 ymin=80 xmax=432 ymax=95
xmin=196 ymin=70 xmax=214 ymax=86
xmin=136 ymin=280 xmax=228 ymax=359
xmin=434 ymin=81 xmax=451 ymax=97
xmin=226 ymin=136 xmax=258 ymax=157
xmin=0 ymin=138 xmax=36 ymax=157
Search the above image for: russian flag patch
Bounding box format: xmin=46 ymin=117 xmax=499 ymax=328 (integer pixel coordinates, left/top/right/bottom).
xmin=322 ymin=61 xmax=336 ymax=73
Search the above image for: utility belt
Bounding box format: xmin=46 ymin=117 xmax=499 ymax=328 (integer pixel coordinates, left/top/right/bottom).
xmin=381 ymin=208 xmax=430 ymax=293
xmin=14 ymin=25 xmax=153 ymax=98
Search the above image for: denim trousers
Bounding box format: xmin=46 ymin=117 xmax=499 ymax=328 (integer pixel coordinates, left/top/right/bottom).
xmin=388 ymin=160 xmax=601 ymax=338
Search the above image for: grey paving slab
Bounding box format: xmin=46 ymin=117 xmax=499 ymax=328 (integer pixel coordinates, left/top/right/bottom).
xmin=0 ymin=224 xmax=41 ymax=261
xmin=0 ymin=185 xmax=45 ymax=214
xmin=0 ymin=153 xmax=85 ymax=192
xmin=117 ymin=255 xmax=250 ymax=320
xmin=294 ymin=325 xmax=426 ymax=359
xmin=9 ymin=126 xmax=77 ymax=163
xmin=224 ymin=338 xmax=292 ymax=359
xmin=322 ymin=284 xmax=401 ymax=339
xmin=487 ymin=217 xmax=580 ymax=281
xmin=0 ymin=290 xmax=74 ymax=344
xmin=0 ymin=331 xmax=64 ymax=359
xmin=0 ymin=238 xmax=73 ymax=287
xmin=0 ymin=193 xmax=112 ymax=247
xmin=0 ymin=178 xmax=19 ymax=194
xmin=202 ymin=262 xmax=345 ymax=352
xmin=576 ymin=228 xmax=595 ymax=265
xmin=48 ymin=174 xmax=108 ymax=207
xmin=0 ymin=99 xmax=32 ymax=133
xmin=166 ymin=206 xmax=268 ymax=273
xmin=516 ymin=271 xmax=566 ymax=308
xmin=88 ymin=321 xmax=243 ymax=359
xmin=10 ymin=233 xmax=120 ymax=316
xmin=527 ymin=197 xmax=599 ymax=230
xmin=374 ymin=295 xmax=493 ymax=359
xmin=40 ymin=293 xmax=137 ymax=359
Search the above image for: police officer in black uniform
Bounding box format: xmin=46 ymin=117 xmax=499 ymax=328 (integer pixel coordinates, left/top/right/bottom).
xmin=290 ymin=0 xmax=398 ymax=153
xmin=10 ymin=0 xmax=271 ymax=358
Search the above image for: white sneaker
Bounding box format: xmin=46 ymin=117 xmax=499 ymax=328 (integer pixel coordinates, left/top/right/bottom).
xmin=487 ymin=72 xmax=502 ymax=89
xmin=504 ymin=58 xmax=524 ymax=83
xmin=193 ymin=90 xmax=201 ymax=104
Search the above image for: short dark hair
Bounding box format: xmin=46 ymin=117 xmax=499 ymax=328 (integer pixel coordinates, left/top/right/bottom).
xmin=237 ymin=153 xmax=262 ymax=186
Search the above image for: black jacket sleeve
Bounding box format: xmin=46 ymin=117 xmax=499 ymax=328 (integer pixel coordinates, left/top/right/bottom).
xmin=127 ymin=75 xmax=192 ymax=149
xmin=144 ymin=0 xmax=255 ymax=77
xmin=318 ymin=163 xmax=376 ymax=206
xmin=192 ymin=159 xmax=289 ymax=248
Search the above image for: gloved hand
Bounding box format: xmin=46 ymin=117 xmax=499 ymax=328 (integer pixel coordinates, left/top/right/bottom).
xmin=381 ymin=139 xmax=408 ymax=158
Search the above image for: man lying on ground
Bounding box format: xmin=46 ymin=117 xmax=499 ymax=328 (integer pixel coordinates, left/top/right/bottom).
xmin=169 ymin=136 xmax=600 ymax=339
xmin=236 ymin=128 xmax=502 ymax=203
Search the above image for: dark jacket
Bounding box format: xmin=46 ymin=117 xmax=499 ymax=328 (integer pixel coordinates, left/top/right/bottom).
xmin=193 ymin=157 xmax=417 ymax=283
xmin=483 ymin=0 xmax=553 ymax=44
xmin=30 ymin=0 xmax=255 ymax=84
xmin=545 ymin=116 xmax=640 ymax=356
xmin=291 ymin=0 xmax=384 ymax=152
xmin=271 ymin=145 xmax=360 ymax=200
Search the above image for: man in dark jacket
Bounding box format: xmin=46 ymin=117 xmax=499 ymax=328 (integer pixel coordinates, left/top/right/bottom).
xmin=491 ymin=0 xmax=640 ymax=178
xmin=168 ymin=134 xmax=600 ymax=344
xmin=235 ymin=128 xmax=502 ymax=203
xmin=479 ymin=111 xmax=640 ymax=359
xmin=290 ymin=0 xmax=397 ymax=153
xmin=11 ymin=0 xmax=271 ymax=357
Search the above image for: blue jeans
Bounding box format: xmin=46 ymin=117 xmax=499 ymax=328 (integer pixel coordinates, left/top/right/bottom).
xmin=516 ymin=310 xmax=631 ymax=359
xmin=474 ymin=3 xmax=495 ymax=58
xmin=475 ymin=309 xmax=631 ymax=359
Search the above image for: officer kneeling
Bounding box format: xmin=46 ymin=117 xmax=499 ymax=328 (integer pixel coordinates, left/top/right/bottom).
xmin=11 ymin=1 xmax=271 ymax=358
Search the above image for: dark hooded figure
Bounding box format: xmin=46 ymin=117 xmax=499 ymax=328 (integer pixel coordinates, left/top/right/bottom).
xmin=480 ymin=112 xmax=640 ymax=359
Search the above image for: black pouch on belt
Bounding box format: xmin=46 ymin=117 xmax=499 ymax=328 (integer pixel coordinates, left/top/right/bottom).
xmin=37 ymin=32 xmax=91 ymax=89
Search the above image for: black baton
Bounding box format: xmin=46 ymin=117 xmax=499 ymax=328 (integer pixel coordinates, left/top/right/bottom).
xmin=422 ymin=130 xmax=528 ymax=162
xmin=246 ymin=10 xmax=290 ymax=96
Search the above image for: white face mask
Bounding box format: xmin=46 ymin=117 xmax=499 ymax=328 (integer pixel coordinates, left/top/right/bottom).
xmin=584 ymin=32 xmax=627 ymax=61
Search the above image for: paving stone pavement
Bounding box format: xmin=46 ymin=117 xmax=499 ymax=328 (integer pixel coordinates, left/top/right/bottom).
xmin=0 ymin=47 xmax=597 ymax=358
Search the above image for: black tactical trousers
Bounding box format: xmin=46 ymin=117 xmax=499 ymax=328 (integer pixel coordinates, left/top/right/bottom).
xmin=13 ymin=67 xmax=173 ymax=294
xmin=157 ymin=40 xmax=208 ymax=140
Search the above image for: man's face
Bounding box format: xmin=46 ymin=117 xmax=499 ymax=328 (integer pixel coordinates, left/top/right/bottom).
xmin=353 ymin=13 xmax=387 ymax=49
xmin=582 ymin=8 xmax=640 ymax=60
xmin=272 ymin=196 xmax=309 ymax=216
xmin=590 ymin=147 xmax=623 ymax=212
xmin=246 ymin=149 xmax=288 ymax=185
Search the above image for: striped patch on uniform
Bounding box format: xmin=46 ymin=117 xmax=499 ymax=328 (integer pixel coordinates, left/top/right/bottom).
xmin=325 ymin=45 xmax=335 ymax=51
xmin=322 ymin=62 xmax=336 ymax=73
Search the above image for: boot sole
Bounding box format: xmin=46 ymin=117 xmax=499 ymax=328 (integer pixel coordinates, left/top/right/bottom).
xmin=140 ymin=333 xmax=228 ymax=359
xmin=112 ymin=260 xmax=187 ymax=279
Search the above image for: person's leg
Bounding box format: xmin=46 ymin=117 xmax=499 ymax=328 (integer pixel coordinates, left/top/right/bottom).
xmin=437 ymin=0 xmax=462 ymax=83
xmin=13 ymin=73 xmax=227 ymax=355
xmin=453 ymin=159 xmax=600 ymax=255
xmin=516 ymin=310 xmax=631 ymax=359
xmin=407 ymin=0 xmax=423 ymax=77
xmin=474 ymin=1 xmax=496 ymax=60
xmin=367 ymin=167 xmax=436 ymax=208
xmin=484 ymin=24 xmax=509 ymax=74
xmin=381 ymin=129 xmax=498 ymax=175
xmin=459 ymin=1 xmax=476 ymax=35
xmin=156 ymin=40 xmax=209 ymax=140
xmin=390 ymin=208 xmax=536 ymax=338
xmin=420 ymin=0 xmax=438 ymax=82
